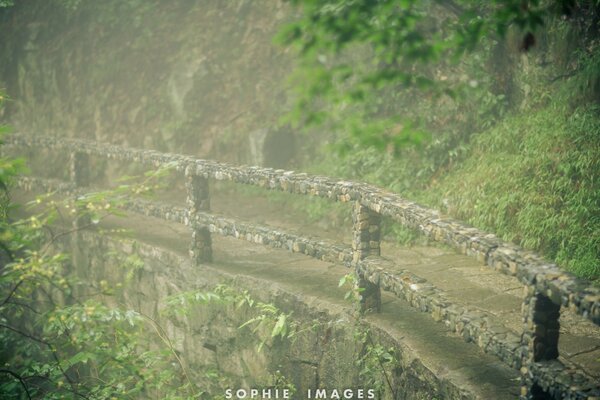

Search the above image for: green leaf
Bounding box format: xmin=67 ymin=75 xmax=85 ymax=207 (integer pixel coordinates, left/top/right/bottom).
xmin=67 ymin=351 xmax=97 ymax=366
xmin=271 ymin=314 xmax=287 ymax=338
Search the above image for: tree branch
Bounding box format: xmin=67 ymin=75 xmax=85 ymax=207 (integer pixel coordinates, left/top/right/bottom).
xmin=0 ymin=369 xmax=32 ymax=400
xmin=40 ymin=213 xmax=109 ymax=255
xmin=0 ymin=323 xmax=82 ymax=397
xmin=0 ymin=279 xmax=23 ymax=307
xmin=5 ymin=299 xmax=41 ymax=315
xmin=0 ymin=323 xmax=50 ymax=346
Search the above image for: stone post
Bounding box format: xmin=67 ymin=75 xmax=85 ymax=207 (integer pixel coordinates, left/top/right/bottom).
xmin=70 ymin=151 xmax=90 ymax=188
xmin=352 ymin=201 xmax=381 ymax=313
xmin=70 ymin=151 xmax=90 ymax=229
xmin=185 ymin=167 xmax=212 ymax=264
xmin=520 ymin=287 xmax=560 ymax=399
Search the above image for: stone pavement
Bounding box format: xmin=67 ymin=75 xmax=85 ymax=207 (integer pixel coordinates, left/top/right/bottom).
xmin=210 ymin=190 xmax=600 ymax=382
xmin=14 ymin=185 xmax=600 ymax=398
xmin=94 ymin=204 xmax=523 ymax=399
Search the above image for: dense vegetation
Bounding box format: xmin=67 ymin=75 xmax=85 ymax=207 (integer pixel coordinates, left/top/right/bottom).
xmin=280 ymin=0 xmax=600 ymax=281
xmin=0 ymin=128 xmax=203 ymax=398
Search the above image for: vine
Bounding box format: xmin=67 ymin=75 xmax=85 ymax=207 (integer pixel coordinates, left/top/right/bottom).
xmin=338 ymin=273 xmax=399 ymax=399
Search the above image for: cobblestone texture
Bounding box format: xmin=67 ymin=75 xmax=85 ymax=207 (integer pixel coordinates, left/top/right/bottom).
xmin=8 ymin=134 xmax=600 ymax=399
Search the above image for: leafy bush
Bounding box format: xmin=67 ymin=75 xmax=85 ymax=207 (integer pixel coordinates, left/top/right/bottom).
xmin=422 ymin=103 xmax=600 ymax=280
xmin=0 ymin=135 xmax=201 ymax=398
xmin=277 ymin=2 xmax=600 ymax=281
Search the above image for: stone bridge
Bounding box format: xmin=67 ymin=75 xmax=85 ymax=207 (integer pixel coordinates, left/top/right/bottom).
xmin=5 ymin=134 xmax=600 ymax=400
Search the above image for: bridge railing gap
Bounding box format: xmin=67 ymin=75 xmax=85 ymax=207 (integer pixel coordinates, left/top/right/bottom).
xmin=6 ymin=134 xmax=600 ymax=400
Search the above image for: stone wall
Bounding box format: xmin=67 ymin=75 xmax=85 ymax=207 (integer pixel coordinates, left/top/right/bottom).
xmin=8 ymin=135 xmax=599 ymax=323
xmin=64 ymin=230 xmax=474 ymax=400
xmin=0 ymin=0 xmax=295 ymax=166
xmin=8 ymin=134 xmax=600 ymax=399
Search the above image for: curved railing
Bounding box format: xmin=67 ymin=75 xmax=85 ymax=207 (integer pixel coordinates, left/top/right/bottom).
xmin=6 ymin=134 xmax=600 ymax=399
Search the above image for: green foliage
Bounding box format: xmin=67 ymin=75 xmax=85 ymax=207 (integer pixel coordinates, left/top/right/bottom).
xmin=0 ymin=156 xmax=25 ymax=221
xmin=0 ymin=145 xmax=199 ymax=398
xmin=354 ymin=327 xmax=397 ymax=399
xmin=0 ymin=94 xmax=25 ymax=222
xmin=338 ymin=272 xmax=362 ymax=303
xmin=165 ymin=284 xmax=305 ymax=352
xmin=568 ymin=44 xmax=600 ymax=105
xmin=338 ymin=273 xmax=398 ymax=397
xmin=271 ymin=369 xmax=297 ymax=398
xmin=421 ymin=103 xmax=600 ymax=280
xmin=163 ymin=284 xmax=305 ymax=397
xmin=279 ymin=0 xmax=566 ymax=154
xmin=277 ymin=2 xmax=600 ymax=279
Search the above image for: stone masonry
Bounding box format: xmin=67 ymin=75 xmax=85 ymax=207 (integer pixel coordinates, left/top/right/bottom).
xmin=7 ymin=134 xmax=600 ymax=399
xmin=185 ymin=166 xmax=212 ymax=263
xmin=352 ymin=201 xmax=382 ymax=313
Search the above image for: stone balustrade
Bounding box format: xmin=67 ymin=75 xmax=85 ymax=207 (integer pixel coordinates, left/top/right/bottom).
xmin=6 ymin=134 xmax=600 ymax=399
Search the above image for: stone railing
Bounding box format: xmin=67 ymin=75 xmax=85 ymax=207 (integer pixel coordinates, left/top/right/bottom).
xmin=6 ymin=134 xmax=600 ymax=399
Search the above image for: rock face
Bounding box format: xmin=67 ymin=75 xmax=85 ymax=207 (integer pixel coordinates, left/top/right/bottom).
xmin=0 ymin=0 xmax=294 ymax=165
xmin=248 ymin=127 xmax=296 ymax=168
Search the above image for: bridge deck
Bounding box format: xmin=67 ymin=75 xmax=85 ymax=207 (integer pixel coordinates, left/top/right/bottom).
xmin=209 ymin=192 xmax=600 ymax=381
xmin=96 ymin=203 xmax=522 ymax=399
xmin=28 ymin=183 xmax=592 ymax=398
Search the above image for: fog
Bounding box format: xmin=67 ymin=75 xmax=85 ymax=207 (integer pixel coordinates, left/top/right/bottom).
xmin=1 ymin=1 xmax=599 ymax=399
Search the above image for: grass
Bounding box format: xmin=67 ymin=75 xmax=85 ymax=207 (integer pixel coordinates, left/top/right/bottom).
xmin=419 ymin=103 xmax=600 ymax=281
xmin=221 ymin=101 xmax=599 ymax=282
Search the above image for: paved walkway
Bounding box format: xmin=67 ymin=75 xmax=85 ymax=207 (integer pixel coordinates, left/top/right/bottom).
xmin=209 ymin=190 xmax=600 ymax=380
xmin=96 ymin=204 xmax=522 ymax=399
xmin=15 ymin=188 xmax=600 ymax=397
